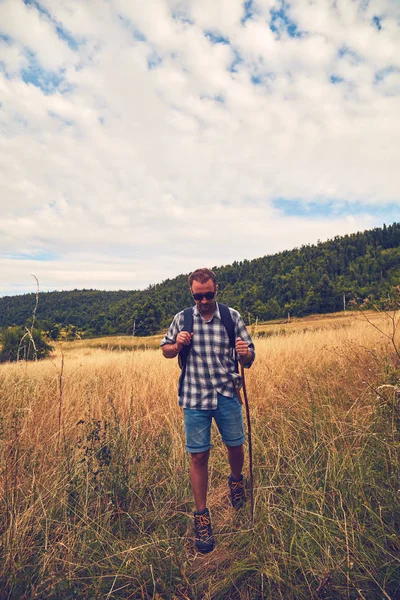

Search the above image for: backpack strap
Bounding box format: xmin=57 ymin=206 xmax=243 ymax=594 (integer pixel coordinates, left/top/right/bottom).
xmin=178 ymin=307 xmax=194 ymax=396
xmin=218 ymin=303 xmax=235 ymax=347
xmin=218 ymin=303 xmax=238 ymax=373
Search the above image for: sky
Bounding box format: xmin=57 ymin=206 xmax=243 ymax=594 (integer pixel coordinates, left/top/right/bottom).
xmin=0 ymin=0 xmax=399 ymax=297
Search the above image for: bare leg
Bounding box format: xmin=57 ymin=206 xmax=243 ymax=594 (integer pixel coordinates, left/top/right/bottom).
xmin=190 ymin=450 xmax=210 ymax=512
xmin=227 ymin=444 xmax=244 ymax=480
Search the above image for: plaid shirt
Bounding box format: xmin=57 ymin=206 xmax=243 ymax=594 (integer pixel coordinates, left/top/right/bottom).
xmin=160 ymin=303 xmax=255 ymax=409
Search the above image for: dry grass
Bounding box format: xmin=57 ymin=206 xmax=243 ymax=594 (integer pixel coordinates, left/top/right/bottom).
xmin=0 ymin=311 xmax=399 ymax=599
xmin=56 ymin=333 xmax=163 ymax=354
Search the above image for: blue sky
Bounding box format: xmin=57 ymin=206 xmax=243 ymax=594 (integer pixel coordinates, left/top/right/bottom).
xmin=0 ymin=0 xmax=399 ymax=296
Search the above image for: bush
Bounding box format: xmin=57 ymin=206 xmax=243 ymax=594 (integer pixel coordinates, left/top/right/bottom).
xmin=0 ymin=326 xmax=53 ymax=363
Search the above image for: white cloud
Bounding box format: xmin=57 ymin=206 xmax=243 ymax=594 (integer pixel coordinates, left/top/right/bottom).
xmin=0 ymin=37 xmax=28 ymax=74
xmin=0 ymin=0 xmax=77 ymax=70
xmin=0 ymin=0 xmax=399 ymax=296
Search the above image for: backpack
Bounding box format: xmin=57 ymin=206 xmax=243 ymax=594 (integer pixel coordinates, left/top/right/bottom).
xmin=178 ymin=303 xmax=238 ymax=396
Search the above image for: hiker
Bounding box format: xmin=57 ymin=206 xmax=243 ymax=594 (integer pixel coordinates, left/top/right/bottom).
xmin=160 ymin=268 xmax=255 ymax=553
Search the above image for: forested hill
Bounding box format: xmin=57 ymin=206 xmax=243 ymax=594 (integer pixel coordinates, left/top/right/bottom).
xmin=1 ymin=222 xmax=399 ymax=337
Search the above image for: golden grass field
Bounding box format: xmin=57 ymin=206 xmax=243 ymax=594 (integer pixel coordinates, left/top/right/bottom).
xmin=0 ymin=310 xmax=399 ymax=599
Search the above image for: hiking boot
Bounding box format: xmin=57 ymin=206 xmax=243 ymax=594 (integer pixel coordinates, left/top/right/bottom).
xmin=193 ymin=508 xmax=215 ymax=554
xmin=228 ymin=474 xmax=246 ymax=509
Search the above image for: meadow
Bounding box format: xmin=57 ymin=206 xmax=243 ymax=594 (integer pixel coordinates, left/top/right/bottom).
xmin=0 ymin=310 xmax=399 ymax=599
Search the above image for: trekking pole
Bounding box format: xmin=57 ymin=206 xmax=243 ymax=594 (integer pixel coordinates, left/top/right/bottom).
xmin=239 ymin=358 xmax=254 ymax=525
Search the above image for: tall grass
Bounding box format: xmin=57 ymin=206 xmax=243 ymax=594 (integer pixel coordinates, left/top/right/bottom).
xmin=0 ymin=313 xmax=399 ymax=599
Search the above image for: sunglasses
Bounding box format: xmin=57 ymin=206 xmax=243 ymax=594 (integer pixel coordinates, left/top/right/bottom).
xmin=192 ymin=292 xmax=216 ymax=301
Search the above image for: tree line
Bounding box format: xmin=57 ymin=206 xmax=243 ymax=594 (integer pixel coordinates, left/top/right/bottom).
xmin=0 ymin=222 xmax=399 ymax=345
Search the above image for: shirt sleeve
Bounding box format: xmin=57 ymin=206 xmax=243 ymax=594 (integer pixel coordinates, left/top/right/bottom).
xmin=234 ymin=311 xmax=256 ymax=368
xmin=160 ymin=312 xmax=183 ymax=347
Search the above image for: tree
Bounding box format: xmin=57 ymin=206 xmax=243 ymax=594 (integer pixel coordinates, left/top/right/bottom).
xmin=0 ymin=326 xmax=53 ymax=363
xmin=132 ymin=300 xmax=162 ymax=336
xmin=0 ymin=223 xmax=399 ymax=336
xmin=305 ymin=275 xmax=341 ymax=314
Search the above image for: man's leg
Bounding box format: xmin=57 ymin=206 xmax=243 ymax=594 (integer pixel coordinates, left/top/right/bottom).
xmin=187 ymin=443 xmax=214 ymax=554
xmin=227 ymin=444 xmax=244 ymax=480
xmin=214 ymin=394 xmax=245 ymax=480
xmin=184 ymin=408 xmax=212 ymax=512
xmin=227 ymin=444 xmax=246 ymax=508
xmin=190 ymin=450 xmax=210 ymax=513
xmin=214 ymin=394 xmax=247 ymax=509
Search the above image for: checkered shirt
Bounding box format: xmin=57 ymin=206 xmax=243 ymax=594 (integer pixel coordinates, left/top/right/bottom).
xmin=160 ymin=303 xmax=255 ymax=409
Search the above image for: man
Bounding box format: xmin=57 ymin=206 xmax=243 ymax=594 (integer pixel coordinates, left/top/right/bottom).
xmin=160 ymin=268 xmax=255 ymax=553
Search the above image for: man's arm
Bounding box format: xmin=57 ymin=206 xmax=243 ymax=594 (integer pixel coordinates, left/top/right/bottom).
xmin=160 ymin=311 xmax=193 ymax=358
xmin=233 ymin=311 xmax=255 ymax=368
xmin=162 ymin=343 xmax=180 ymax=359
xmin=161 ymin=331 xmax=193 ymax=358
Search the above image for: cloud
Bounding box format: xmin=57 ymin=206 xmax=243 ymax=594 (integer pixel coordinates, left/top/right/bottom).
xmin=0 ymin=0 xmax=399 ymax=296
xmin=0 ymin=0 xmax=78 ymax=70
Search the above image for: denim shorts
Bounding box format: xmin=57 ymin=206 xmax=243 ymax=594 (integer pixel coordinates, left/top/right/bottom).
xmin=183 ymin=393 xmax=245 ymax=453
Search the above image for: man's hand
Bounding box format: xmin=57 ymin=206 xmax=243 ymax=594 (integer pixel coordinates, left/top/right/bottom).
xmin=235 ymin=337 xmax=252 ymax=363
xmin=176 ymin=331 xmax=193 ymax=352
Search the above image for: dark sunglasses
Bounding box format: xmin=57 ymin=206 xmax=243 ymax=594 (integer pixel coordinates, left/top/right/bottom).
xmin=192 ymin=292 xmax=216 ymax=301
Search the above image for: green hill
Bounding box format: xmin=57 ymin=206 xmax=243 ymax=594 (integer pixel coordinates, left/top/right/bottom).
xmin=1 ymin=222 xmax=399 ymax=337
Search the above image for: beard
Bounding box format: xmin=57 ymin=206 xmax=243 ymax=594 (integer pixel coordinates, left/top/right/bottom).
xmin=199 ymin=301 xmax=216 ymax=313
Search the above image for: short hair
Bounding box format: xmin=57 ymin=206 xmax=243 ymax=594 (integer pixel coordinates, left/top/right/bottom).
xmin=188 ymin=268 xmax=217 ymax=288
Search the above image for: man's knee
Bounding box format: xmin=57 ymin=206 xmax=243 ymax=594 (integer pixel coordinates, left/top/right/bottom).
xmin=191 ymin=450 xmax=210 ymax=467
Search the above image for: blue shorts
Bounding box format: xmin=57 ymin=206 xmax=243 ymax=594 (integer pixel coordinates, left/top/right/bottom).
xmin=183 ymin=393 xmax=245 ymax=453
